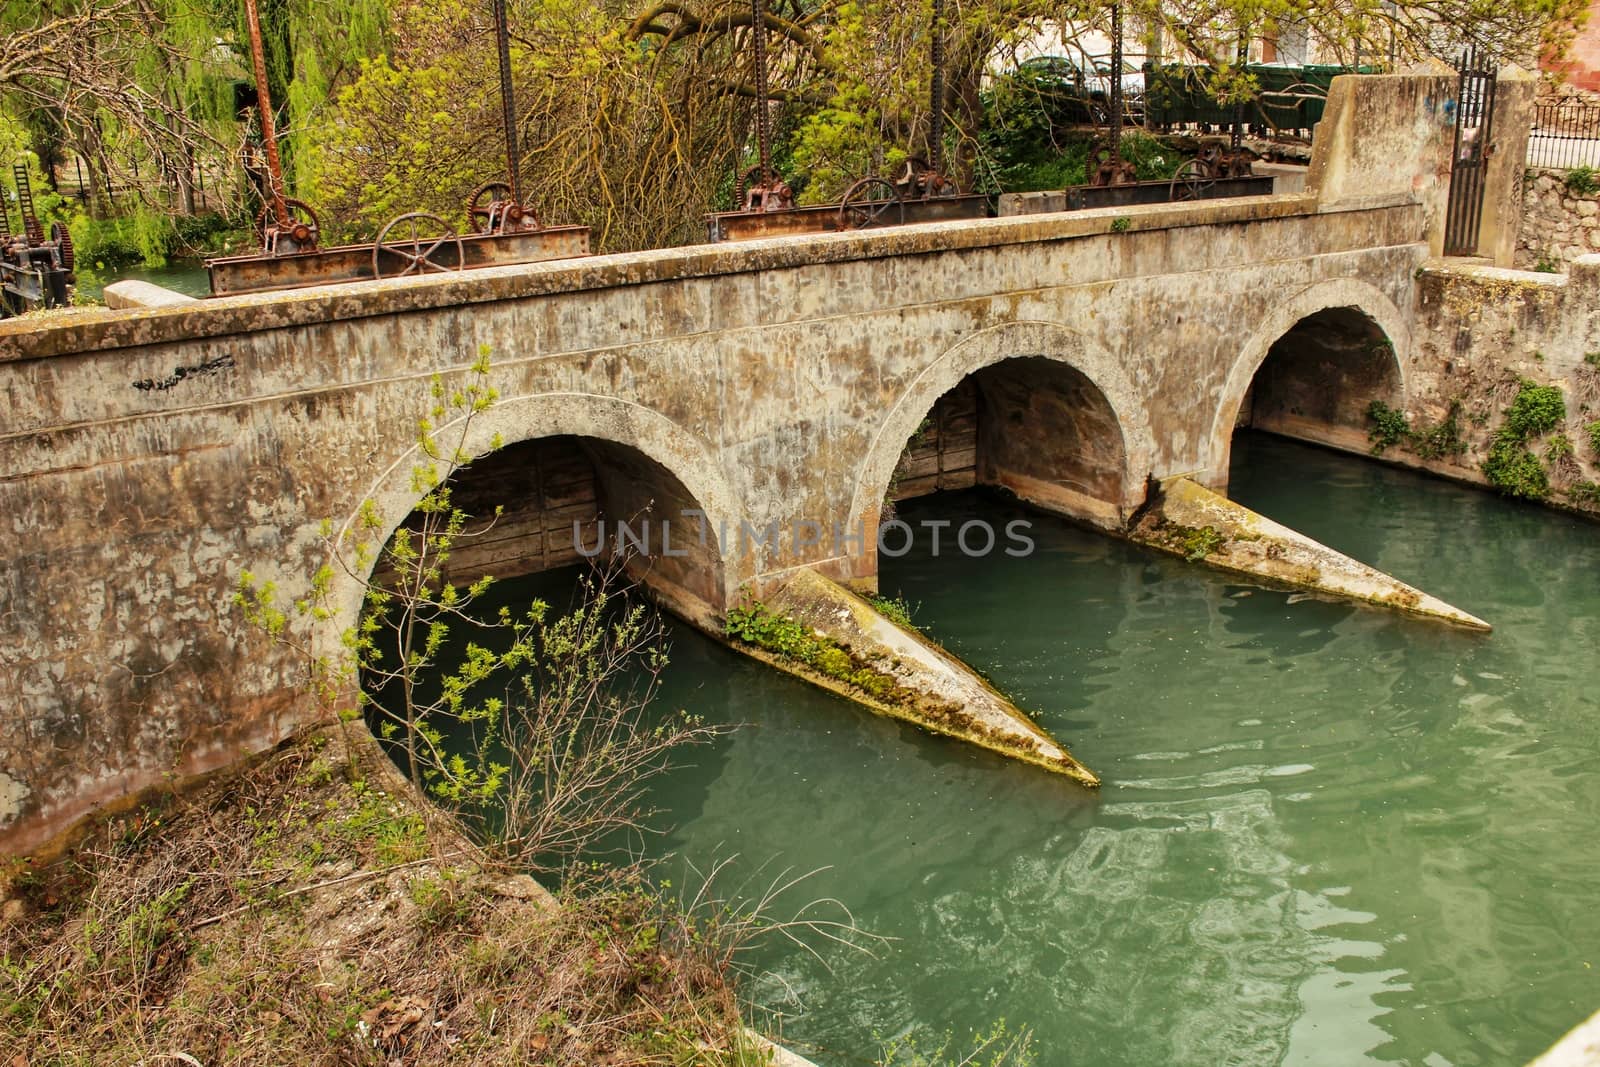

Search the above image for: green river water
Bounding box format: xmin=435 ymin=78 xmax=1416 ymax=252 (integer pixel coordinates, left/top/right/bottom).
xmin=443 ymin=432 xmax=1600 ymax=1065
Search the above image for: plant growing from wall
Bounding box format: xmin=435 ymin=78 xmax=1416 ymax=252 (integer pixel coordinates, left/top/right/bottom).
xmin=1565 ymin=165 xmax=1600 ymax=197
xmin=1366 ymin=400 xmax=1412 ymax=455
xmin=1480 ymin=380 xmax=1567 ymax=500
xmin=867 ymin=593 xmax=918 ymax=630
xmin=1588 ymin=420 xmax=1600 ymax=455
xmin=235 ymin=349 xmax=719 ymax=872
xmin=1413 ymin=401 xmax=1468 ymax=460
xmin=725 ymin=599 xmax=904 ymax=702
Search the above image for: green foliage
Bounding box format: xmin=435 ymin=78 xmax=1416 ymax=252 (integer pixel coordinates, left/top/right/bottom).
xmin=1413 ymin=401 xmax=1468 ymax=460
xmin=1545 ymin=433 xmax=1575 ymax=461
xmin=725 ymin=601 xmax=821 ymax=663
xmin=725 ymin=598 xmax=904 ymax=700
xmin=1534 ymin=253 xmax=1560 ymax=273
xmin=1479 ymin=380 xmax=1566 ymax=499
xmin=1585 ymin=351 xmax=1600 ymax=367
xmin=1110 ymin=216 xmax=1131 ymax=233
xmin=867 ymin=593 xmax=917 ymax=630
xmin=1587 ymin=420 xmax=1600 ymax=455
xmin=1568 ymin=480 xmax=1600 ymax=506
xmin=1176 ymin=524 xmax=1225 ymax=562
xmin=1366 ymin=400 xmax=1412 ymax=455
xmin=1565 ymin=165 xmax=1600 ymax=197
xmin=70 ymin=211 xmax=177 ymax=270
xmin=1483 ymin=437 xmax=1550 ymax=499
xmin=878 ymin=1018 xmax=1036 ymax=1066
xmin=1504 ymin=381 xmax=1565 ymax=439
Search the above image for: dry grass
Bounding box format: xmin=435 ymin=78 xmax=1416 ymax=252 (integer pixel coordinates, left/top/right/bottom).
xmin=0 ymin=728 xmax=766 ymax=1066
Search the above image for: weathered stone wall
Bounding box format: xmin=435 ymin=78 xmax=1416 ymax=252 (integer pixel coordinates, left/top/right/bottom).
xmin=1517 ymin=168 xmax=1600 ymax=270
xmin=1369 ymin=257 xmax=1600 ymax=514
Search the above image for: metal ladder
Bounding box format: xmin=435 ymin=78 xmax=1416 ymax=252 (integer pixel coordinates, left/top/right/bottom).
xmin=12 ymin=162 xmax=43 ymax=243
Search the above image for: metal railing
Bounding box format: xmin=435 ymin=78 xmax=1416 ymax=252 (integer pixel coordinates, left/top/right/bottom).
xmin=1528 ymin=102 xmax=1600 ymax=170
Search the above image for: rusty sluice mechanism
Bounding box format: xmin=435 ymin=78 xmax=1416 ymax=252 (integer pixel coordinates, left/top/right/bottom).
xmin=0 ymin=163 xmax=74 ymax=316
xmin=206 ymin=0 xmax=590 ymax=298
xmin=708 ymin=0 xmax=994 ymax=242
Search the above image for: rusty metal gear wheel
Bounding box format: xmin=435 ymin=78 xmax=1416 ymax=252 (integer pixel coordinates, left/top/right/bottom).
xmin=837 ymin=177 xmax=904 ymax=230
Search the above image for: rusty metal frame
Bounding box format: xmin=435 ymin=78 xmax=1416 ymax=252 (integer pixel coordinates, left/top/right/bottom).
xmin=706 ymin=194 xmax=991 ymax=242
xmin=206 ymin=226 xmax=590 ymax=297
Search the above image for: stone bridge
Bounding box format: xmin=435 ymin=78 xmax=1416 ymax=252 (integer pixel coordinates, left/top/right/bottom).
xmin=0 ymin=68 xmax=1535 ymax=854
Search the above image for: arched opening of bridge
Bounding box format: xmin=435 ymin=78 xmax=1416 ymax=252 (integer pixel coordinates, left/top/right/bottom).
xmin=884 ymin=356 xmax=1127 ymax=530
xmin=1233 ymin=307 xmax=1401 ymax=454
xmin=376 ymin=433 xmax=726 ymax=622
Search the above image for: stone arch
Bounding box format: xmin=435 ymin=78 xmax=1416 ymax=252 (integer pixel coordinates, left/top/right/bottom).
xmin=846 ymin=320 xmax=1154 ymax=574
xmin=326 ymin=392 xmax=742 ymax=638
xmin=1206 ymin=279 xmax=1411 ymax=483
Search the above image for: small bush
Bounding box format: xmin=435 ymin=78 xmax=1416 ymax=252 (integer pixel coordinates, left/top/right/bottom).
xmin=1483 ymin=437 xmax=1550 ymax=499
xmin=1566 ymin=165 xmax=1600 ymax=197
xmin=1366 ymin=400 xmax=1412 ymax=454
xmin=1504 ymin=381 xmax=1565 ymax=439
xmin=1587 ymin=420 xmax=1600 ymax=455
xmin=867 ymin=593 xmax=917 ymax=629
xmin=1414 ymin=401 xmax=1467 ymax=459
xmin=1110 ymin=216 xmax=1131 ymax=233
xmin=1569 ymin=480 xmax=1600 ymax=506
xmin=1534 ymin=253 xmax=1560 ymax=273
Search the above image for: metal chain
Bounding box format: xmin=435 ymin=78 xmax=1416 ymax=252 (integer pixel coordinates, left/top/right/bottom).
xmin=751 ymin=0 xmax=772 ymax=178
xmin=1232 ymin=31 xmax=1247 ymax=150
xmin=1109 ymin=1 xmax=1123 ymax=160
xmin=928 ymin=0 xmax=946 ymax=175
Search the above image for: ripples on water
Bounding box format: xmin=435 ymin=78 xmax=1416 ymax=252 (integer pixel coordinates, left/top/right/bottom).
xmin=553 ymin=433 xmax=1600 ymax=1065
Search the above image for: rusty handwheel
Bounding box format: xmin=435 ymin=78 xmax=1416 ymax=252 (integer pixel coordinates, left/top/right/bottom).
xmin=837 ymin=177 xmax=904 ymax=230
xmin=1089 ymin=147 xmax=1137 ymax=187
xmin=1168 ymin=158 xmax=1214 ymax=203
xmin=739 ymin=165 xmax=793 ymax=212
xmin=372 ymin=212 xmax=464 ymax=278
xmin=255 ymin=197 xmax=320 ymax=247
xmin=896 ymin=156 xmax=957 ymax=200
xmin=467 ymin=180 xmax=540 ymax=234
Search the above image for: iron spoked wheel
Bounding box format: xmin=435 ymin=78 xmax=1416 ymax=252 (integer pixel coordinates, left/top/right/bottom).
xmin=837 ymin=177 xmax=904 ymax=230
xmin=1168 ymin=159 xmax=1214 ymax=203
xmin=255 ymin=197 xmax=320 ymax=244
xmin=372 ymin=212 xmax=465 ymax=279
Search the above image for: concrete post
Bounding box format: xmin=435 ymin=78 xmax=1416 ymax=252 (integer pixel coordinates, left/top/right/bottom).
xmin=1307 ymin=62 xmax=1459 ymax=255
xmin=1479 ymin=65 xmax=1537 ymax=268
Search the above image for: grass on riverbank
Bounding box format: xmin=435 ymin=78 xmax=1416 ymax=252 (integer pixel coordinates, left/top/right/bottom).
xmin=0 ymin=728 xmax=766 ymax=1065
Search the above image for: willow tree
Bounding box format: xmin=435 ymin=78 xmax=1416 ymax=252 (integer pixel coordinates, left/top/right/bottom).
xmin=312 ymin=0 xmax=762 ymax=250
xmin=0 ymin=0 xmax=387 ymax=220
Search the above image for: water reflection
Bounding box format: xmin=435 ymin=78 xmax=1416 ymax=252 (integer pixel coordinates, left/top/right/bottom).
xmin=488 ymin=433 xmax=1600 ymax=1066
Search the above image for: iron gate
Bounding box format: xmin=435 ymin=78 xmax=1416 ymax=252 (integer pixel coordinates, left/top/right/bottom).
xmin=1443 ymin=47 xmax=1497 ymax=256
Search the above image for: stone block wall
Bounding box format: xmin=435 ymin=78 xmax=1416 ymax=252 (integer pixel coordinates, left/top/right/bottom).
xmin=1400 ymin=257 xmax=1600 ymax=516
xmin=1518 ymin=168 xmax=1600 ymax=269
